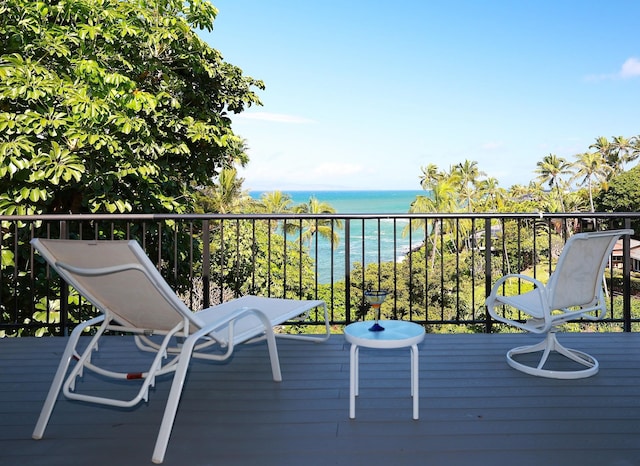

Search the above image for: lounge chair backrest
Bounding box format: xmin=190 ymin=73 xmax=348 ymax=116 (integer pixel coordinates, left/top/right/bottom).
xmin=546 ymin=230 xmax=626 ymax=310
xmin=31 ymin=239 xmax=196 ymax=332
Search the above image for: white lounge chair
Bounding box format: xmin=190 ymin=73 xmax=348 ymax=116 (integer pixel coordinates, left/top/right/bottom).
xmin=30 ymin=238 xmax=329 ymax=463
xmin=486 ymin=229 xmax=633 ymax=379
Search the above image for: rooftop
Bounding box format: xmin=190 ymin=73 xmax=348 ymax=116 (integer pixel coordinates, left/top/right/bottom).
xmin=3 ymin=331 xmax=640 ymax=466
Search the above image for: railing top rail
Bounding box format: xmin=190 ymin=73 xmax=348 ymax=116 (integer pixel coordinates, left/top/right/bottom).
xmin=2 ymin=212 xmax=640 ymax=221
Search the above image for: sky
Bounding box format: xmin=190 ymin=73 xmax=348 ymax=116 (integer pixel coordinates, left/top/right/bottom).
xmin=201 ymin=0 xmax=640 ymax=192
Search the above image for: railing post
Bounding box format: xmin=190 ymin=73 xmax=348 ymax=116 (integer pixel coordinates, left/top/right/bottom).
xmin=623 ymin=219 xmax=632 ymax=332
xmin=484 ymin=218 xmax=492 ymax=333
xmin=59 ymin=220 xmax=68 ymax=336
xmin=202 ymin=220 xmax=210 ymax=310
xmin=344 ymin=219 xmax=351 ymax=324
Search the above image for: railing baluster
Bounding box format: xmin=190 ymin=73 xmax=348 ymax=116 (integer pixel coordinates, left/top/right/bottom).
xmin=0 ymin=212 xmax=637 ymax=335
xmin=202 ymin=219 xmax=210 ymax=310
xmin=344 ymin=219 xmax=351 ymax=324
xmin=484 ymin=218 xmax=492 ymax=333
xmin=624 ymin=218 xmax=632 ymax=332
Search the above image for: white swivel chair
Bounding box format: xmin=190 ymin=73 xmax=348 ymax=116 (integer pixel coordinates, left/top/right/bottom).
xmin=486 ymin=229 xmax=633 ymax=379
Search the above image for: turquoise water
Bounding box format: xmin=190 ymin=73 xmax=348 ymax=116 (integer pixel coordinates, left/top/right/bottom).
xmin=250 ymin=190 xmax=427 ymax=283
xmin=250 ymin=190 xmax=424 ymax=213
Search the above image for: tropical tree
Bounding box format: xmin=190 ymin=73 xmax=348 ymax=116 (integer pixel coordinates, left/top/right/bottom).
xmin=594 ymin=165 xmax=640 ymax=217
xmin=194 ymin=167 xmax=250 ymax=214
xmin=253 ymin=190 xmax=296 ymax=232
xmin=291 ymin=197 xmax=342 ymax=248
xmin=0 ymin=0 xmax=263 ymax=216
xmin=0 ymin=0 xmax=264 ymax=334
xmin=534 ymin=153 xmax=573 ymax=212
xmin=409 ymin=175 xmax=458 ymax=270
xmin=477 ymin=176 xmax=506 ymax=211
xmin=454 ymin=160 xmax=486 ymax=212
xmin=589 ymin=137 xmax=615 ymax=176
xmin=503 ymin=182 xmax=545 ymax=213
xmin=611 ymin=136 xmax=639 ymax=167
xmin=563 ymin=189 xmax=587 ymax=213
xmin=419 ymin=163 xmax=442 ymax=190
xmin=589 ymin=135 xmax=639 ymax=179
xmin=571 ymin=151 xmax=613 ymax=212
xmin=256 ymin=191 xmax=295 ymax=214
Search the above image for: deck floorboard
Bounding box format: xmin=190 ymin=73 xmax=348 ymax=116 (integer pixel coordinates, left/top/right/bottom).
xmin=1 ymin=332 xmax=640 ymax=465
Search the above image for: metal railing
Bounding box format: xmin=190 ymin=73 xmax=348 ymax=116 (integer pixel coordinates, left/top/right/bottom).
xmin=1 ymin=212 xmax=638 ymax=336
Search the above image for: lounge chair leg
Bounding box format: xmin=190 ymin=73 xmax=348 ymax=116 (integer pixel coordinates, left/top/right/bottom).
xmin=152 ymin=335 xmax=197 ymax=464
xmin=265 ymin=326 xmax=282 ymax=382
xmin=33 ymin=316 xmax=104 ymax=440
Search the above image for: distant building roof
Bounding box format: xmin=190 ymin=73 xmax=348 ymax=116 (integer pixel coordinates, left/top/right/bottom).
xmin=613 ymin=238 xmax=640 ymax=262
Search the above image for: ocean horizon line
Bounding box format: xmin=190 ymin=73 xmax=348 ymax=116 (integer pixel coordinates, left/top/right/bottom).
xmin=249 ymin=189 xmax=426 ymax=193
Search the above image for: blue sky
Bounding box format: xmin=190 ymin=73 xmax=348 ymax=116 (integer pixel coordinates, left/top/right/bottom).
xmin=202 ymin=1 xmax=640 ymax=191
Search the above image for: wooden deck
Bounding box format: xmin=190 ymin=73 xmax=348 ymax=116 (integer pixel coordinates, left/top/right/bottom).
xmin=2 ymin=331 xmax=640 ymax=466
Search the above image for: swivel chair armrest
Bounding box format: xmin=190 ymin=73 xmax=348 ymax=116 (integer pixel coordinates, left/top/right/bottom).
xmin=486 ymin=274 xmax=553 ymax=333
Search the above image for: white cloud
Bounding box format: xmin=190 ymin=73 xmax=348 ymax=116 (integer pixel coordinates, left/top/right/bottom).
xmin=235 ymin=112 xmax=315 ymax=124
xmin=585 ymin=56 xmax=640 ymax=81
xmin=620 ymin=57 xmax=640 ymax=78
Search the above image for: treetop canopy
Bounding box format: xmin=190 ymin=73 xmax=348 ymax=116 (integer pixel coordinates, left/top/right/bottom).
xmin=0 ymin=0 xmax=264 ymax=214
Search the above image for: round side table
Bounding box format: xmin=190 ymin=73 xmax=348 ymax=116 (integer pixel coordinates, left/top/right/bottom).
xmin=344 ymin=320 xmax=425 ymax=420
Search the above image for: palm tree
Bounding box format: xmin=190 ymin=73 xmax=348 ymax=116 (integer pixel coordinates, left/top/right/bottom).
xmin=409 ymin=177 xmax=458 ymax=270
xmin=256 ymin=191 xmax=294 ymax=213
xmin=562 ymin=189 xmax=587 ymax=212
xmin=589 ymin=136 xmax=632 ymax=179
xmin=292 ymin=197 xmax=342 ymax=248
xmin=508 ymin=183 xmax=531 ymax=201
xmin=631 ymin=135 xmax=640 ymax=162
xmin=454 ymin=160 xmax=486 ymax=212
xmin=194 ymin=138 xmax=251 ymax=215
xmin=255 ymin=191 xmax=295 ymax=231
xmin=477 ymin=177 xmax=506 ymax=211
xmin=196 ymin=167 xmax=249 ymax=214
xmin=419 ymin=163 xmax=441 ymax=191
xmin=612 ymin=135 xmax=639 ymax=168
xmin=534 ymin=153 xmax=573 ymax=212
xmin=571 ymin=151 xmax=613 ymax=212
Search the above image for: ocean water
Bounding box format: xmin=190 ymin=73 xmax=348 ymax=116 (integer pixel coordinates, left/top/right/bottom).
xmin=250 ymin=190 xmax=427 ymax=283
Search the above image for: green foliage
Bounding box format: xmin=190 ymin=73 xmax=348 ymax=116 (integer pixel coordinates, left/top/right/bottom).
xmin=208 ymin=219 xmax=319 ymax=300
xmin=595 ymin=165 xmax=640 ymax=214
xmin=0 ymin=0 xmax=263 ymax=216
xmin=497 ymin=221 xmax=555 ymax=273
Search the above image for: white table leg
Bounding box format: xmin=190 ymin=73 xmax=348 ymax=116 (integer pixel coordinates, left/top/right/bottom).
xmin=349 ymin=344 xmax=358 ymax=419
xmin=411 ymin=344 xmax=419 ymax=420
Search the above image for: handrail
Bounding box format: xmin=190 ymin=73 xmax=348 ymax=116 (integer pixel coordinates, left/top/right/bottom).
xmin=1 ymin=212 xmax=638 ymax=335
